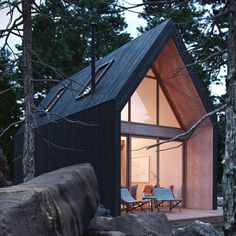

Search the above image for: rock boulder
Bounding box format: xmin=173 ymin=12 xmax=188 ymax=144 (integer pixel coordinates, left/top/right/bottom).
xmin=88 ymin=213 xmax=173 ymax=236
xmin=174 ymin=220 xmax=220 ymax=236
xmin=0 ymin=163 xmax=100 ymax=236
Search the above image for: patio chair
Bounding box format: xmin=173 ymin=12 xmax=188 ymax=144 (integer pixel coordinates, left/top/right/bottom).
xmin=153 ymin=187 xmax=182 ymax=212
xmin=143 ymin=184 xmax=153 ymax=195
xmin=130 ymin=184 xmax=138 ymax=199
xmin=121 ymin=188 xmax=150 ymax=213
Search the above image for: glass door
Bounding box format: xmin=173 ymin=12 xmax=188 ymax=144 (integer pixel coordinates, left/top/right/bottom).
xmin=120 ymin=136 xmax=183 ymax=201
xmin=130 ymin=137 xmax=158 ymax=200
xmin=159 ymin=140 xmax=183 ymax=198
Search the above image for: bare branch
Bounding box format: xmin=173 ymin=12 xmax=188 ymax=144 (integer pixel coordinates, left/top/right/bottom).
xmin=34 ymin=128 xmax=85 ymax=152
xmin=0 ymin=86 xmax=16 ymax=95
xmin=147 ymin=103 xmax=226 ymax=150
xmin=0 ymin=15 xmax=23 ymax=50
xmin=31 ymin=1 xmax=43 ymax=13
xmin=211 ymin=9 xmax=230 ymax=22
xmin=31 ymin=55 xmax=66 ymax=81
xmin=132 ymin=103 xmax=227 ymax=152
xmin=34 ymin=108 xmax=98 ymax=127
xmin=0 ymin=120 xmax=23 ymax=138
xmin=174 ymin=49 xmax=228 ymax=75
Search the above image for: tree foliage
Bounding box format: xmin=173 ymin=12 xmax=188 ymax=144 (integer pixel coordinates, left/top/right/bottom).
xmin=139 ymin=0 xmax=227 ymax=88
xmin=31 ymin=0 xmax=131 ymax=100
xmin=0 ymin=49 xmax=20 ymax=177
xmin=0 ymin=0 xmax=131 ymax=178
xmin=138 ymin=0 xmax=227 ymax=182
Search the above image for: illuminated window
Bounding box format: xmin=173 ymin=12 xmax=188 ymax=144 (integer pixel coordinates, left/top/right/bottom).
xmin=45 ymin=87 xmax=66 ymax=112
xmin=130 ymin=76 xmax=157 ymax=125
xmin=76 ymin=59 xmax=113 ymax=99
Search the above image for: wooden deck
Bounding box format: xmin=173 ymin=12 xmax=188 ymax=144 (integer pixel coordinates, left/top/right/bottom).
xmin=165 ymin=207 xmax=223 ymax=230
xmin=121 ymin=207 xmax=223 ymax=231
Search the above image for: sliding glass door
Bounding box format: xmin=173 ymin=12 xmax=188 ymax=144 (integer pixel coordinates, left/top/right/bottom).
xmin=159 ymin=141 xmax=183 ymax=198
xmin=120 ymin=136 xmax=183 ymax=201
xmin=130 ymin=137 xmax=157 ymax=200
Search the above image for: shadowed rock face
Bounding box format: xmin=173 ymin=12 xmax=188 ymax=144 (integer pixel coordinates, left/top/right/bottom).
xmin=174 ymin=220 xmax=220 ymax=236
xmin=0 ymin=164 xmax=100 ymax=236
xmin=88 ymin=213 xmax=173 ymax=236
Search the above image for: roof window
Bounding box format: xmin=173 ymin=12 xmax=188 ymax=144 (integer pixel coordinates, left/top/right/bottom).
xmin=45 ymin=87 xmax=66 ymax=112
xmin=76 ymin=59 xmax=113 ymax=100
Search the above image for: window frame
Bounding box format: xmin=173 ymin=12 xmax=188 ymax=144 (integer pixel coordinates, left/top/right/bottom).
xmin=45 ymin=86 xmax=66 ymax=112
xmin=75 ymin=59 xmax=114 ymax=100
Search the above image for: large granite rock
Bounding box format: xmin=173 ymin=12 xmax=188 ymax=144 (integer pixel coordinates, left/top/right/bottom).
xmin=0 ymin=163 xmax=100 ymax=236
xmin=88 ymin=213 xmax=173 ymax=236
xmin=174 ymin=220 xmax=220 ymax=236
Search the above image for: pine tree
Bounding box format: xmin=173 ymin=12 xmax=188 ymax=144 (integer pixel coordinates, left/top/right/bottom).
xmin=139 ymin=0 xmax=227 ymax=88
xmin=0 ymin=49 xmax=20 ymax=178
xmin=31 ymin=0 xmax=131 ymax=100
xmin=222 ymin=0 xmax=236 ymax=234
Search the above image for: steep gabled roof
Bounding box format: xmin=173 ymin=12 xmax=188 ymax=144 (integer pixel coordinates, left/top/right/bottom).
xmin=32 ymin=19 xmax=214 ymax=128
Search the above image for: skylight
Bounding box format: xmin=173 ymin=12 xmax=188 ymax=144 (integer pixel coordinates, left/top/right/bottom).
xmin=45 ymin=87 xmax=66 ymax=112
xmin=76 ymin=59 xmax=113 ymax=100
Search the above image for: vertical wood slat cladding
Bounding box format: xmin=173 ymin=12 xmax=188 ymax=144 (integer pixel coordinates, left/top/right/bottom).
xmin=14 ymin=100 xmax=120 ymax=216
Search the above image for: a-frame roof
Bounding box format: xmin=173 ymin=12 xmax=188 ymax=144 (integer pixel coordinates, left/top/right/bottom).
xmin=34 ymin=19 xmax=214 ymax=128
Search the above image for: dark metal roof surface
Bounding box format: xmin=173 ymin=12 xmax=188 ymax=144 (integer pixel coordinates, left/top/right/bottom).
xmin=32 ymin=19 xmax=214 ymax=128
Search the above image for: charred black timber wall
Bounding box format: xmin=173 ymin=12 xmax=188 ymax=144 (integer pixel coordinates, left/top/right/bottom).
xmin=13 ymin=100 xmax=121 ymax=216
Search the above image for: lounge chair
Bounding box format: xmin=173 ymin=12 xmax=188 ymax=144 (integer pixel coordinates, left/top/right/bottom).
xmin=153 ymin=187 xmax=182 ymax=212
xmin=130 ymin=184 xmax=138 ymax=199
xmin=121 ymin=188 xmax=150 ymax=213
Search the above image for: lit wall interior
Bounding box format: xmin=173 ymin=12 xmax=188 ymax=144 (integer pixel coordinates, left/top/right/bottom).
xmin=131 ymin=137 xmax=157 ymax=200
xmin=121 ymin=136 xmax=127 ymax=187
xmin=121 ymin=69 xmax=181 ymax=128
xmin=159 ymin=141 xmax=183 ymax=198
xmin=130 ymin=77 xmax=157 ymax=124
xmin=159 ymin=87 xmax=180 ymax=128
xmin=121 ymin=68 xmax=184 ymax=201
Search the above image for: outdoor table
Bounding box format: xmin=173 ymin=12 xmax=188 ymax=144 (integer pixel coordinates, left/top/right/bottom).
xmin=142 ymin=194 xmax=156 ymax=212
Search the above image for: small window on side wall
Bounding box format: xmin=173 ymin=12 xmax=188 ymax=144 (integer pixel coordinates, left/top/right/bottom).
xmin=45 ymin=87 xmax=66 ymax=112
xmin=75 ymin=59 xmax=113 ymax=100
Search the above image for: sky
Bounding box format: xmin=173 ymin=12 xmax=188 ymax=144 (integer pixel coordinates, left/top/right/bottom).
xmin=0 ymin=0 xmax=146 ymax=49
xmin=0 ymin=1 xmax=226 ymax=96
xmin=0 ymin=7 xmax=22 ymax=51
xmin=121 ymin=0 xmax=146 ymax=37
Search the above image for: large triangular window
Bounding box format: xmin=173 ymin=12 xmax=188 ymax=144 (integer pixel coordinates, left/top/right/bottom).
xmin=121 ymin=68 xmax=181 ymax=128
xmin=76 ymin=59 xmax=113 ymax=100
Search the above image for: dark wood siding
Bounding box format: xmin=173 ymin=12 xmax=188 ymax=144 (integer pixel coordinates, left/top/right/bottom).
xmin=14 ymin=100 xmax=120 ymax=216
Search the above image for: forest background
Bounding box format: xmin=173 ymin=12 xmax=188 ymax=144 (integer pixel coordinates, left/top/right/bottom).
xmin=3 ymin=0 xmax=236 ymax=234
xmin=0 ymin=0 xmax=227 ymax=182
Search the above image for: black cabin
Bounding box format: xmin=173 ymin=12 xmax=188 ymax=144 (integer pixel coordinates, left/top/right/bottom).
xmin=14 ymin=20 xmax=217 ymax=216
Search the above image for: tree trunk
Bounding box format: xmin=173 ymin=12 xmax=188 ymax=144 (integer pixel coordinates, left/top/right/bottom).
xmin=22 ymin=0 xmax=35 ymax=182
xmin=222 ymin=1 xmax=236 ymax=235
